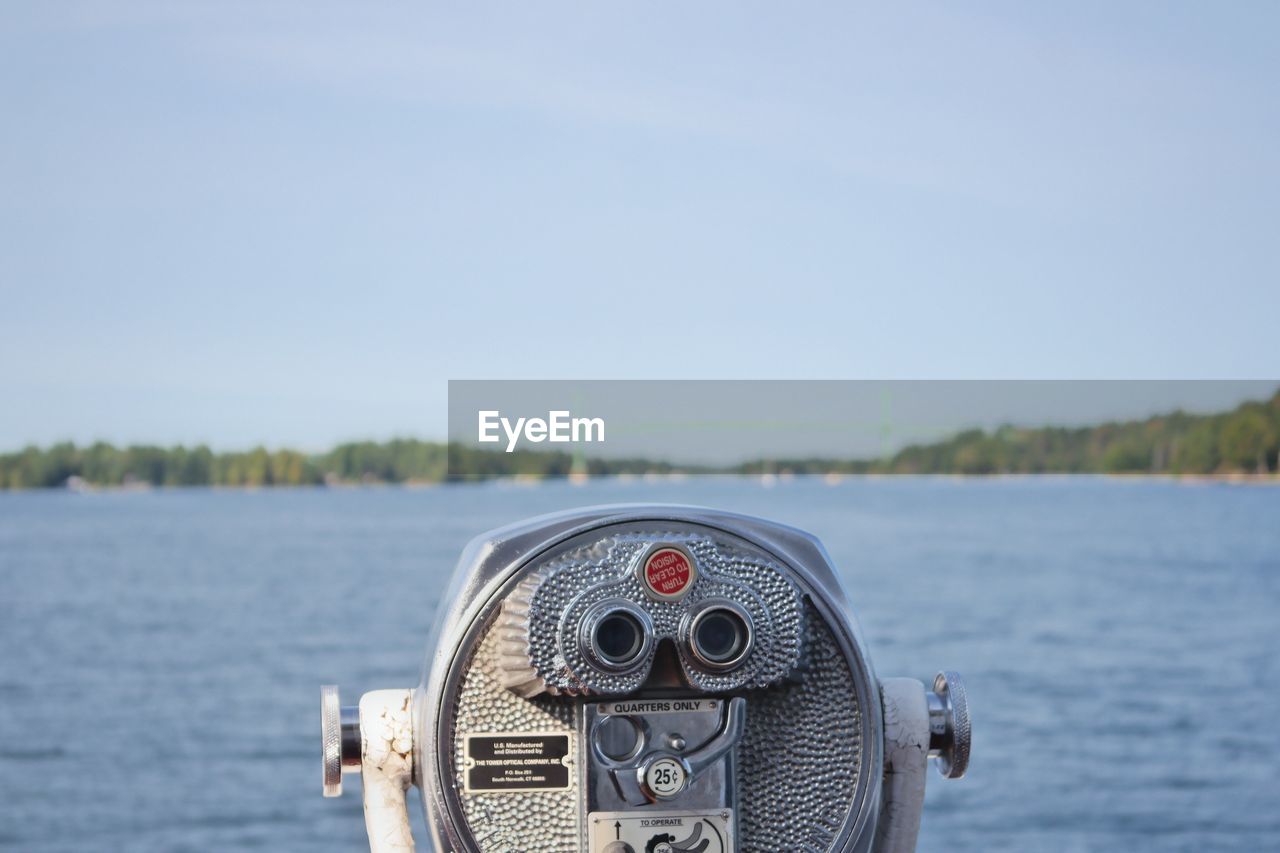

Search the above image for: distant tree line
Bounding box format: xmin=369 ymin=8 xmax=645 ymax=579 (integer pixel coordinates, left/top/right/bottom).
xmin=2 ymin=389 xmax=1277 ymax=489
xmin=0 ymin=440 xmax=689 ymax=490
xmin=737 ymin=389 xmax=1280 ymax=477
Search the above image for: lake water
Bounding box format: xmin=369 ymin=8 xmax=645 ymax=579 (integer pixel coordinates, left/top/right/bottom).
xmin=1 ymin=478 xmax=1278 ymax=852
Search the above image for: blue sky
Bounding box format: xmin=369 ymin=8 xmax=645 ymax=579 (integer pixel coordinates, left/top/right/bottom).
xmin=2 ymin=2 xmax=1277 ymax=449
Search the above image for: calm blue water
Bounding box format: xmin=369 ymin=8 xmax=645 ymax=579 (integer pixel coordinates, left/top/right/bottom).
xmin=1 ymin=478 xmax=1278 ymax=852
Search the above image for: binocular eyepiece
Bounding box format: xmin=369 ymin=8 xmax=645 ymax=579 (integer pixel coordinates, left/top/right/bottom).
xmin=685 ymin=602 xmax=753 ymax=670
xmin=580 ymin=600 xmax=752 ymax=676
xmin=322 ymin=505 xmax=969 ymax=853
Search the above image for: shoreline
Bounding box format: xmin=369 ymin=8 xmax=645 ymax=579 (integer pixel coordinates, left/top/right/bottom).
xmin=4 ymin=471 xmax=1276 ymax=494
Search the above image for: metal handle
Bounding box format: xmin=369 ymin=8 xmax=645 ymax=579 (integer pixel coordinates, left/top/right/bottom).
xmin=683 ymin=696 xmax=747 ymax=775
xmin=322 ymin=686 xmax=417 ymax=851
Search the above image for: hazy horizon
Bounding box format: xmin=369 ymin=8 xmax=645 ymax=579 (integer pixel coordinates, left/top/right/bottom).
xmin=1 ymin=380 xmax=1272 ymax=458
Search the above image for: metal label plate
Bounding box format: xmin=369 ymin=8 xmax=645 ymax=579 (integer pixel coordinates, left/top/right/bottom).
xmin=597 ymin=698 xmax=722 ymax=716
xmin=588 ymin=809 xmax=733 ymax=853
xmin=462 ymin=732 xmax=572 ymax=793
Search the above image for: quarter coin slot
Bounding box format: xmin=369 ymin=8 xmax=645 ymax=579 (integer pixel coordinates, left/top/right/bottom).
xmin=594 ymin=715 xmax=642 ymax=761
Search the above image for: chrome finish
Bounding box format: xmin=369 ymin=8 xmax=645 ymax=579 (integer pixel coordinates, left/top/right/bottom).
xmin=596 ymin=696 xmax=748 ymax=807
xmin=320 ymin=685 xmax=362 ymax=797
xmin=501 ymin=523 xmax=806 ymax=698
xmin=322 ymin=685 xmax=341 ymax=797
xmin=927 ymin=671 xmax=971 ymax=779
xmin=579 ymin=599 xmax=655 ymax=674
xmin=416 ymin=504 xmax=885 ymax=853
xmin=592 ymin=714 xmax=646 ymax=762
xmin=341 ymin=706 xmax=361 ymax=767
xmin=683 ymin=599 xmax=755 ymax=672
xmin=682 ymin=696 xmax=747 ymax=777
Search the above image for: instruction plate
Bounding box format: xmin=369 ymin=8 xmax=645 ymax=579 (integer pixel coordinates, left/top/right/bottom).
xmin=588 ymin=809 xmax=733 ymax=853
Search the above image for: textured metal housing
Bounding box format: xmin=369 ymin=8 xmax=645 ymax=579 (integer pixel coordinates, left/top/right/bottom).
xmin=414 ymin=505 xmax=884 ymax=853
xmin=498 ymin=528 xmax=805 ymax=696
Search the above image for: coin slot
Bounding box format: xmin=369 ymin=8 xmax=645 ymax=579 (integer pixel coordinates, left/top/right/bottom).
xmin=594 ymin=714 xmax=643 ymax=761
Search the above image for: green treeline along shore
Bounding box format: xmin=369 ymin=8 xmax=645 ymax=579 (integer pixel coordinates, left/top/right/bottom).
xmin=3 ymin=389 xmax=1279 ymax=490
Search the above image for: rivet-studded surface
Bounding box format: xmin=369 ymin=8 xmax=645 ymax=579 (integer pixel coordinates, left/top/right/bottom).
xmin=738 ymin=601 xmax=863 ymax=852
xmin=447 ymin=526 xmax=866 ymax=852
xmin=497 ymin=530 xmax=805 ymax=696
xmin=451 ymin=618 xmax=579 ymax=853
xmin=452 ymin=599 xmax=864 ymax=853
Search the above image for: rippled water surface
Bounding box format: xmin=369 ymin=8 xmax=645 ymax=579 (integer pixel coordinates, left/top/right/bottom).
xmin=2 ymin=478 xmax=1278 ymax=852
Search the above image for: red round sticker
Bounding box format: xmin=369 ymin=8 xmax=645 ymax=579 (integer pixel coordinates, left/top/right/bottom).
xmin=642 ymin=547 xmax=695 ymax=599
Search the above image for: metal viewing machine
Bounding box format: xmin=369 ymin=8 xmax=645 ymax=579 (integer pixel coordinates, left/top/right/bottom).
xmin=321 ymin=505 xmax=970 ymax=852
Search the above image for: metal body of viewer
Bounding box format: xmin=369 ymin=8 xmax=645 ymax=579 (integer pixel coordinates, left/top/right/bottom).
xmin=320 ymin=505 xmax=970 ymax=852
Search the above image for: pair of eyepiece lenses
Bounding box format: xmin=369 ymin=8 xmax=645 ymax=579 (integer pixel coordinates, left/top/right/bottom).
xmin=583 ymin=601 xmax=753 ymax=673
xmin=688 ymin=605 xmax=752 ymax=670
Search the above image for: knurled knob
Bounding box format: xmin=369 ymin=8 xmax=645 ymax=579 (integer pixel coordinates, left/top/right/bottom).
xmin=928 ymin=671 xmax=970 ymax=779
xmin=321 ymin=685 xmax=362 ymax=797
xmin=321 ymin=685 xmax=344 ymax=796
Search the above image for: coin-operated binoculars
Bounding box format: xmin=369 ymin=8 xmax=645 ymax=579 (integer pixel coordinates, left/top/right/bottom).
xmin=322 ymin=505 xmax=969 ymax=853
